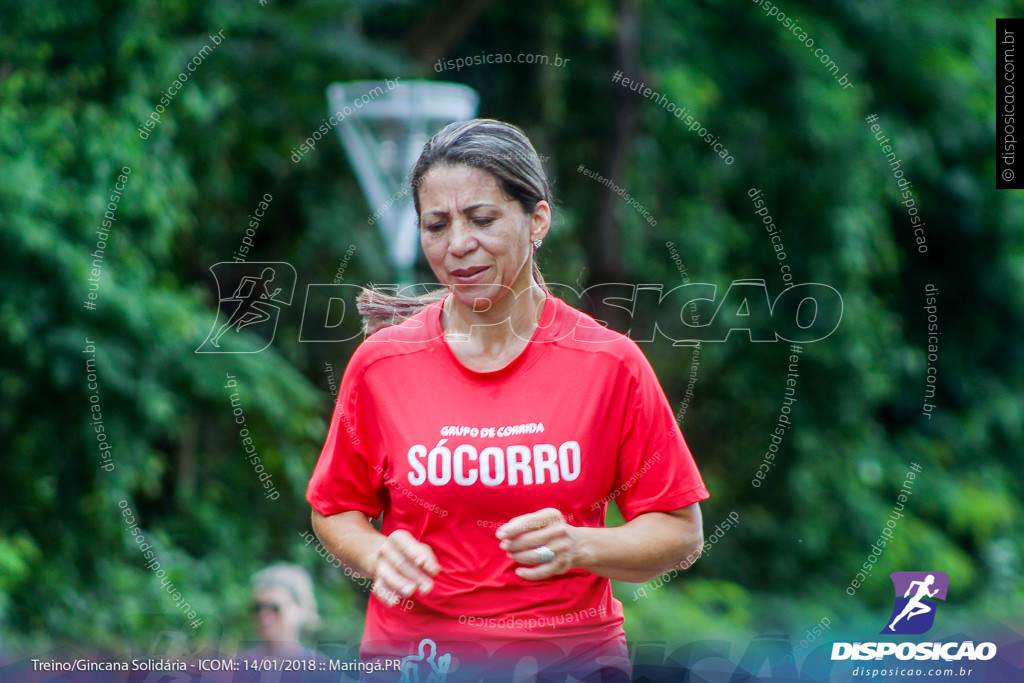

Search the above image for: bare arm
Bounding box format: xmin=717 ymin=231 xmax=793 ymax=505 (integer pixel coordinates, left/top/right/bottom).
xmin=497 ymin=502 xmax=704 ymax=583
xmin=311 ymin=509 xmax=439 ymax=605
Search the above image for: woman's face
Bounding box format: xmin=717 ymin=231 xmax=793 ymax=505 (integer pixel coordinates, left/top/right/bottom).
xmin=253 ymin=585 xmax=304 ymax=643
xmin=418 ymin=163 xmax=549 ymax=312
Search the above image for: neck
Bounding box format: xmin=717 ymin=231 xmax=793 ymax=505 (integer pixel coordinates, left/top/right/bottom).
xmin=443 ymin=281 xmax=546 ymax=350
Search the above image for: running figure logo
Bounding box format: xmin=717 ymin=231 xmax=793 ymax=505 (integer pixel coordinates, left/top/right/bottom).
xmin=197 ymin=262 xmax=296 ymax=353
xmin=881 ymin=571 xmax=949 ymax=635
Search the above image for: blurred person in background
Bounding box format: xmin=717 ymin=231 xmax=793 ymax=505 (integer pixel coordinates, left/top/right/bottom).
xmin=242 ymin=563 xmax=322 ymax=661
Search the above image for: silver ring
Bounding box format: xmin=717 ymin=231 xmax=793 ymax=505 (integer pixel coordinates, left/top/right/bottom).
xmin=535 ymin=545 xmax=555 ymax=563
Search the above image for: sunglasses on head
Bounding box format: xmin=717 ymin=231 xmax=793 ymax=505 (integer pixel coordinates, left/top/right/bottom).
xmin=252 ymin=602 xmax=282 ymax=614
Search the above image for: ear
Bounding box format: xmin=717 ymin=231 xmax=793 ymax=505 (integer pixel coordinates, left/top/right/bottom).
xmin=529 ymin=200 xmax=551 ymax=243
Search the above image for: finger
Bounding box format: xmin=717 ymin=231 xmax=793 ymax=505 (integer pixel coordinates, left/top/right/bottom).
xmin=373 ymin=581 xmax=410 ymax=608
xmin=514 ymin=560 xmax=568 ymax=581
xmin=378 ymin=542 xmax=435 ymax=593
xmin=506 ymin=539 xmax=567 ymax=566
xmin=496 ymin=508 xmax=562 ymax=541
xmin=371 ymin=568 xmax=406 ymax=606
xmin=496 ymin=508 xmax=560 ymax=540
xmin=374 ymin=561 xmax=421 ymax=602
xmin=389 ymin=530 xmax=441 ymax=577
xmin=499 ymin=527 xmax=562 ymax=554
xmin=372 ymin=582 xmax=401 ymax=607
xmin=379 ymin=533 xmax=441 ymax=593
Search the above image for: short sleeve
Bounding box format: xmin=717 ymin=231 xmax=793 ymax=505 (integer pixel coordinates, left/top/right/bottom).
xmin=306 ymin=359 xmax=386 ymax=518
xmin=611 ymin=345 xmax=709 ymax=522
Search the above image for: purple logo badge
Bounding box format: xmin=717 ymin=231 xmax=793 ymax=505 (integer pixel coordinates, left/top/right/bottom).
xmin=881 ymin=571 xmax=949 ymax=635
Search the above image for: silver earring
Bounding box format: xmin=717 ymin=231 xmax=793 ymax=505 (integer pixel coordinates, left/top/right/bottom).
xmin=533 ymin=240 xmax=543 ymax=249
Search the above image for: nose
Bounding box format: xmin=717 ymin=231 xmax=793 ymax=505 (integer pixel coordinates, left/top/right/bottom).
xmin=447 ymin=218 xmax=477 ymax=257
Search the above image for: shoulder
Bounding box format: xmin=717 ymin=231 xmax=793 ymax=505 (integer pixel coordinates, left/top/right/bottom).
xmin=346 ymin=301 xmax=442 ymax=374
xmin=546 ymin=296 xmax=653 ymax=373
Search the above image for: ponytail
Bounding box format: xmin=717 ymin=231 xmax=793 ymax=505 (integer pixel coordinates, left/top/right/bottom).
xmin=355 ymin=287 xmax=446 ymax=335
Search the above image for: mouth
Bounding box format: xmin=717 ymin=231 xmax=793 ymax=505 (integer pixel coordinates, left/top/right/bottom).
xmin=449 ymin=265 xmax=490 ymax=283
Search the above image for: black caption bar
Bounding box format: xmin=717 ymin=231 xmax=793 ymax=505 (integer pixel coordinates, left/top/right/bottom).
xmin=997 ymin=18 xmax=1023 ymax=189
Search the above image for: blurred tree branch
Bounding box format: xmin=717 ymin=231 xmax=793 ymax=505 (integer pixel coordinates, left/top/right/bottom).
xmin=588 ymin=0 xmax=637 ymax=328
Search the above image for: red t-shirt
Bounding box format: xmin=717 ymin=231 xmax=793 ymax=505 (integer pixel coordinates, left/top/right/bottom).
xmin=306 ymin=293 xmax=709 ymax=664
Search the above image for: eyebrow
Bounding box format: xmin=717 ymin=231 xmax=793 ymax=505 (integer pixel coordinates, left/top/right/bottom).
xmin=421 ymin=203 xmax=499 ymax=218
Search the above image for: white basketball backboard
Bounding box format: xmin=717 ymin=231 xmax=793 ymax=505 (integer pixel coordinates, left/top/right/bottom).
xmin=327 ymin=80 xmax=480 ymax=275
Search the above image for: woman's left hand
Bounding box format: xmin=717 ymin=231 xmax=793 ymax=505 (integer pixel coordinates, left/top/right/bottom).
xmin=495 ymin=508 xmax=581 ymax=580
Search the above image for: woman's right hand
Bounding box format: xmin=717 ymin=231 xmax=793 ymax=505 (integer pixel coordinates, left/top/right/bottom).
xmin=371 ymin=529 xmax=440 ymax=607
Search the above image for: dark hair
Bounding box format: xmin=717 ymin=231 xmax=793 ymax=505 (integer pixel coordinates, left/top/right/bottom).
xmin=356 ymin=119 xmax=552 ymax=334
